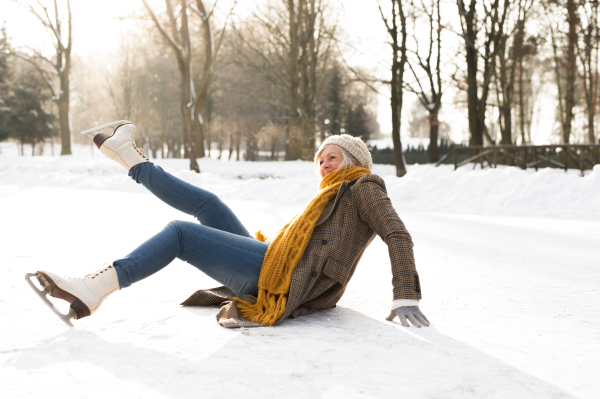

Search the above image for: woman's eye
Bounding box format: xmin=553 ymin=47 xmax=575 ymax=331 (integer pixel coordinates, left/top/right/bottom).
xmin=319 ymin=161 xmax=323 ymax=165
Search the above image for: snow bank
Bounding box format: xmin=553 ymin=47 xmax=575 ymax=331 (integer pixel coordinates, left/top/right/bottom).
xmin=385 ymin=163 xmax=600 ymax=220
xmin=1 ymin=142 xmax=599 ymax=220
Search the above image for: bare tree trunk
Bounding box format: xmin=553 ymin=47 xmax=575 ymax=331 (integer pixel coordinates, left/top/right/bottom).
xmin=381 ymin=1 xmax=408 ymax=177
xmin=395 ymin=1 xmax=408 ymax=177
xmin=143 ymin=0 xmax=198 ymax=171
xmin=57 ymin=94 xmax=71 ymax=154
xmin=563 ymin=0 xmax=578 ymax=143
xmin=548 ymin=17 xmax=567 ymax=142
xmin=179 ymin=0 xmax=200 ymax=172
xmin=429 ymin=112 xmax=439 ymax=162
xmin=498 ymin=0 xmax=530 ymax=146
xmin=498 ymin=53 xmax=513 ymax=145
xmin=13 ymin=0 xmax=73 ymax=155
xmin=54 ymin=0 xmax=72 ymax=155
xmin=144 ymin=0 xmax=233 ymax=172
xmin=190 ymin=0 xmax=235 ymax=159
xmin=457 ymin=0 xmax=508 ymax=148
xmin=581 ymin=0 xmax=599 ymax=143
xmin=407 ymin=0 xmax=445 ymax=163
xmin=230 ymin=0 xmax=331 ymax=161
xmin=235 ymin=129 xmax=241 ymax=161
xmin=194 ymin=0 xmax=213 ymax=158
xmin=57 ymin=41 xmax=72 ymax=155
xmin=518 ymin=58 xmax=526 ymax=144
xmin=459 ymin=0 xmax=483 ymax=146
xmin=299 ymin=0 xmax=322 ymax=159
xmin=286 ymin=0 xmax=302 ymax=160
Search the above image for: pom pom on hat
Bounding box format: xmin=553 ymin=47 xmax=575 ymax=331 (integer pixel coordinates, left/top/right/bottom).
xmin=317 ymin=134 xmax=373 ymax=170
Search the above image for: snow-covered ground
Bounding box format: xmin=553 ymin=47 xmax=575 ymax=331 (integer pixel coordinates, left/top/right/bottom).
xmin=1 ymin=143 xmax=599 ymax=398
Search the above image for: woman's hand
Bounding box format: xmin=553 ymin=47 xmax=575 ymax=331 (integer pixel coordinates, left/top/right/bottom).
xmin=386 ymin=306 xmax=430 ymax=328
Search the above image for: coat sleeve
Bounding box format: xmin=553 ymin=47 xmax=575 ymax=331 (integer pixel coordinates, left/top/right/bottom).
xmin=353 ymin=177 xmax=422 ymax=301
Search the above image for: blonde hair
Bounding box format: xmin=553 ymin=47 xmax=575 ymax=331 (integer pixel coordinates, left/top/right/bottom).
xmin=314 ymin=144 xmax=361 ymax=177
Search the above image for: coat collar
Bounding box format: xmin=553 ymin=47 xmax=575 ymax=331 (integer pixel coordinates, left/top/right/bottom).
xmin=315 ymin=178 xmax=357 ymax=226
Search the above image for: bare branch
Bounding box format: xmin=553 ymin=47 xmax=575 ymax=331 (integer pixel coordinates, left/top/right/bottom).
xmin=141 ymin=0 xmax=183 ymax=54
xmin=10 ymin=52 xmax=57 ymax=97
xmin=192 ymin=0 xmax=237 ymax=110
xmin=339 ymin=50 xmax=388 ymax=98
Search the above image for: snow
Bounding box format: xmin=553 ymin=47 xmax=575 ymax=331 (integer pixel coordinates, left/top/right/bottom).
xmin=1 ymin=142 xmax=599 ymax=398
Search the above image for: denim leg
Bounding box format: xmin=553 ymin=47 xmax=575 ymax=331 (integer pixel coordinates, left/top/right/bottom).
xmin=113 ymin=221 xmax=267 ymax=296
xmin=129 ymin=163 xmax=249 ymax=236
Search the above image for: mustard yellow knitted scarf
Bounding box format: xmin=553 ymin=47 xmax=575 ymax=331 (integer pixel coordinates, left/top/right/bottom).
xmin=235 ymin=166 xmax=371 ymax=326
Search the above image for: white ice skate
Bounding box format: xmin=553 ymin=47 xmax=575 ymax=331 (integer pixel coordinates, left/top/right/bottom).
xmin=25 ymin=265 xmax=120 ymax=328
xmin=81 ymin=120 xmax=148 ymax=170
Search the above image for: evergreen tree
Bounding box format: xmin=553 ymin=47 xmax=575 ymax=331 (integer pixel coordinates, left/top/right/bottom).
xmin=5 ymin=75 xmax=58 ymax=155
xmin=345 ymin=103 xmax=372 ymax=141
xmin=323 ymin=64 xmax=344 ymax=139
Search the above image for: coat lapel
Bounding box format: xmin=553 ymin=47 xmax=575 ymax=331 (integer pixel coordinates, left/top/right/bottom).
xmin=316 ymin=180 xmax=349 ymax=227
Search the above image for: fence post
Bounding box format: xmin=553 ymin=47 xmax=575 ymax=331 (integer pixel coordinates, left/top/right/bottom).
xmin=479 ymin=148 xmax=484 ymax=169
xmin=454 ymin=149 xmax=458 ymax=170
xmin=521 ymin=148 xmax=527 ymax=170
xmin=564 ymin=146 xmax=568 ymax=172
xmin=493 ymin=149 xmax=498 ymax=168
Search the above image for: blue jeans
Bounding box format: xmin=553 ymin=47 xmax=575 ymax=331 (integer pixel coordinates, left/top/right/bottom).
xmin=112 ymin=163 xmax=268 ymax=297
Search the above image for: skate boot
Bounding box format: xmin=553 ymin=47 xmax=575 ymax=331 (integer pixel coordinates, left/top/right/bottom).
xmin=25 ymin=265 xmax=120 ymax=326
xmin=81 ymin=120 xmax=148 ymax=170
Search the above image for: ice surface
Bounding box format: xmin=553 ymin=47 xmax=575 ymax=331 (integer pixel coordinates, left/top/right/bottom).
xmin=0 ymin=143 xmax=598 ymax=398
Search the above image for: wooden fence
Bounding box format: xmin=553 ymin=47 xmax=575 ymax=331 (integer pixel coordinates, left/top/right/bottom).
xmin=435 ymin=144 xmax=600 ymax=176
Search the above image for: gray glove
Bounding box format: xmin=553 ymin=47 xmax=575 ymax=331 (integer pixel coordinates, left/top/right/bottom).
xmin=386 ymin=306 xmax=430 ymax=328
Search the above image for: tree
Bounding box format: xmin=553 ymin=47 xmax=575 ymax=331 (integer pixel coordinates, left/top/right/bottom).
xmin=317 ymin=62 xmax=378 ymax=143
xmin=456 ymin=0 xmax=509 ymax=147
xmin=579 ymin=0 xmax=599 ymax=143
xmin=257 ymin=122 xmax=286 ymax=160
xmin=379 ymin=0 xmax=409 ymax=177
xmin=545 ymin=0 xmax=580 ymax=143
xmin=4 ymin=74 xmax=58 ymax=155
xmin=142 ymin=0 xmax=234 ymax=172
xmin=11 ymin=0 xmax=73 ymax=155
xmin=406 ymin=0 xmax=447 ymax=162
xmin=494 ymin=0 xmax=532 ymax=145
xmin=231 ymin=0 xmax=335 ymax=160
xmin=321 ymin=63 xmax=344 ymax=139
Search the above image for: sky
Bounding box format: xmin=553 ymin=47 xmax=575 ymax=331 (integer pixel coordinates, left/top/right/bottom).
xmin=1 ymin=0 xmax=556 ymax=144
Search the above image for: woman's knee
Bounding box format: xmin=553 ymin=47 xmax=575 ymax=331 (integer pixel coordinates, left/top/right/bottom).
xmin=164 ymin=220 xmax=201 ymax=257
xmin=195 ymin=189 xmax=221 ymax=208
xmin=165 ymin=220 xmax=189 ymax=233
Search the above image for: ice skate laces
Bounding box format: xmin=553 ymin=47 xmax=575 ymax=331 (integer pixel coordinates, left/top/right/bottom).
xmin=128 ymin=126 xmax=149 ymax=161
xmin=84 ymin=264 xmax=113 ymax=279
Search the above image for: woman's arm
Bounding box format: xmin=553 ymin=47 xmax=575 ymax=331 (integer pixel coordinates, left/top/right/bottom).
xmin=354 ymin=176 xmax=422 ymax=301
xmin=353 ymin=176 xmax=429 ymax=327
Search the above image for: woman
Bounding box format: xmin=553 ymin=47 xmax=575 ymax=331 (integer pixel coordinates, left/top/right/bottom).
xmin=29 ymin=121 xmax=429 ymax=329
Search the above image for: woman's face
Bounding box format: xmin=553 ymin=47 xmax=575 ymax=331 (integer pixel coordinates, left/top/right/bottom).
xmin=319 ymin=145 xmax=343 ymax=178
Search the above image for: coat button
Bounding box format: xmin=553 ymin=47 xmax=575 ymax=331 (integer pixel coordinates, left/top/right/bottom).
xmin=321 ymin=240 xmax=327 ymax=245
xmin=311 ymin=271 xmax=318 ymax=277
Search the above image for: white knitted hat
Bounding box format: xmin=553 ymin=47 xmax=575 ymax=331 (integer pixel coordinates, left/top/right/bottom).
xmin=317 ymin=134 xmax=373 ymax=170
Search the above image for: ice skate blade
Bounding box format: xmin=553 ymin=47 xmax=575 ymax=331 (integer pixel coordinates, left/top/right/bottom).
xmin=81 ymin=120 xmax=131 ymax=136
xmin=25 ymin=273 xmax=74 ymax=328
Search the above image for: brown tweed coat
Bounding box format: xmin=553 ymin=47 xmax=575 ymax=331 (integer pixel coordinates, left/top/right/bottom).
xmin=181 ymin=174 xmax=422 ymax=328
